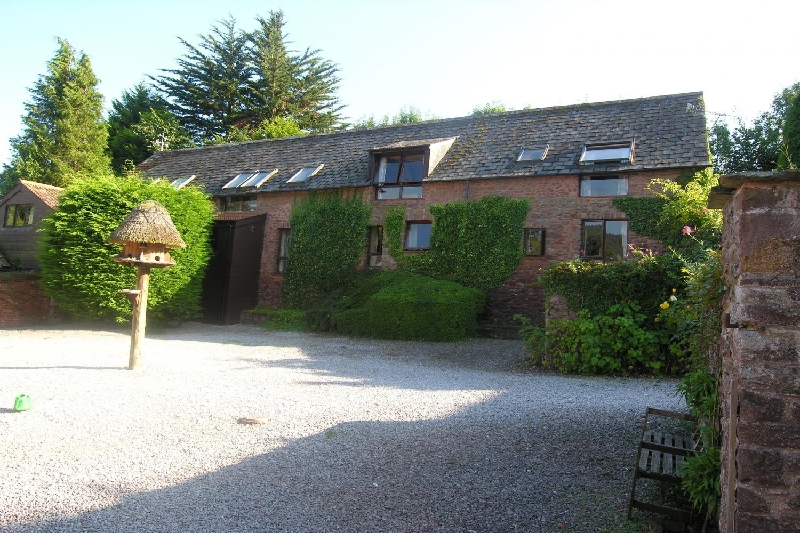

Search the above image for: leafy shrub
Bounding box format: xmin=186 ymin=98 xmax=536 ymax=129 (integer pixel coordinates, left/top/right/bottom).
xmin=38 ymin=172 xmax=214 ymax=323
xmin=283 ymin=192 xmax=372 ymax=308
xmin=521 ymin=303 xmax=670 ymax=375
xmin=539 ymin=248 xmax=685 ymax=321
xmin=330 ymin=272 xmax=485 ymax=342
xmin=680 ymin=445 xmax=721 ymax=516
xmin=248 ymin=308 xmax=310 ymax=331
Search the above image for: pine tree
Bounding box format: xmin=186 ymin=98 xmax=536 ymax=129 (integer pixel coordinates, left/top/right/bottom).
xmin=249 ymin=11 xmax=343 ymax=132
xmin=3 ymin=38 xmax=109 ymax=187
xmin=107 ymin=83 xmax=176 ymax=173
xmin=153 ymin=16 xmax=254 ymax=142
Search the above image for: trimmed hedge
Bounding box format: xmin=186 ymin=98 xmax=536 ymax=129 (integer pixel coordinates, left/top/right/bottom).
xmin=330 ymin=272 xmax=484 ymax=342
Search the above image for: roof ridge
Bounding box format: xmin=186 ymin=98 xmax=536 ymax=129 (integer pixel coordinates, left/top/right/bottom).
xmin=141 ymin=92 xmax=704 ymax=157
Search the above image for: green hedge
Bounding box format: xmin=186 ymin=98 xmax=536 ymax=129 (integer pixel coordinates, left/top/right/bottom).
xmin=38 ymin=173 xmax=214 ymax=322
xmin=330 ymin=272 xmax=485 ymax=341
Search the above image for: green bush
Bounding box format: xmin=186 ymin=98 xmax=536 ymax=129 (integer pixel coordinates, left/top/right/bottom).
xmin=539 ymin=248 xmax=685 ymax=321
xmin=330 ymin=272 xmax=485 ymax=341
xmin=38 ymin=172 xmax=214 ymax=322
xmin=521 ymin=303 xmax=670 ymax=375
xmin=283 ymin=192 xmax=372 ymax=308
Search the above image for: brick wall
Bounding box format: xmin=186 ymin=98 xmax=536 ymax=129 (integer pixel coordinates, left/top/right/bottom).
xmin=718 ymin=177 xmax=800 ymax=532
xmin=235 ymin=169 xmax=682 ymax=323
xmin=0 ymin=273 xmax=53 ymax=327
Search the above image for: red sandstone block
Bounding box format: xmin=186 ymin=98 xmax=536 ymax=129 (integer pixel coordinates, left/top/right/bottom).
xmin=739 ymin=423 xmax=800 ymax=451
xmin=739 ymin=364 xmax=800 ymax=396
xmin=740 ymin=389 xmax=787 ymax=423
xmin=736 ymin=485 xmax=771 ymax=514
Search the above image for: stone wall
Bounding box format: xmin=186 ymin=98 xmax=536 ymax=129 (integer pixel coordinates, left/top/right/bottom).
xmin=0 ymin=272 xmax=54 ymax=327
xmin=715 ymin=173 xmax=800 ymax=532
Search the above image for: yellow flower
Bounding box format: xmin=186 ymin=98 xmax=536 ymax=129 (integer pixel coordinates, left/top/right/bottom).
xmin=672 ymin=288 xmax=677 ymax=293
xmin=660 ymin=301 xmax=670 ymax=310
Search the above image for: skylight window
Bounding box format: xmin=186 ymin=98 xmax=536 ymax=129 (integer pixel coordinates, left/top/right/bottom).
xmin=241 ymin=169 xmax=277 ymax=188
xmin=223 ymin=172 xmax=257 ymax=189
xmin=516 ymin=146 xmax=549 ymax=162
xmin=171 ymin=175 xmax=195 ymax=189
xmin=287 ymin=165 xmax=324 ymax=183
xmin=579 ymin=141 xmax=634 ymax=165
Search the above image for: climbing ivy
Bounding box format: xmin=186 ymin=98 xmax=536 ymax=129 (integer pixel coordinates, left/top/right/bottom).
xmin=283 ymin=193 xmax=372 ymax=308
xmin=384 ymin=196 xmax=530 ymax=292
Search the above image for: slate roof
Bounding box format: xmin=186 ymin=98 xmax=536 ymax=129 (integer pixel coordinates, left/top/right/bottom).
xmin=137 ymin=92 xmax=710 ymax=197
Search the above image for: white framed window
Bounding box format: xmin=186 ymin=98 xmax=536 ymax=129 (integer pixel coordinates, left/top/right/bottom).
xmin=374 ymin=152 xmax=426 ymax=199
xmin=580 ymin=176 xmax=628 ymax=196
xmin=288 ymin=165 xmax=324 ymax=183
xmin=581 ymin=220 xmax=628 ymax=260
xmin=404 ymin=222 xmax=431 ymax=251
xmin=516 ymin=145 xmax=549 ymax=162
xmin=171 ymin=175 xmax=195 ymax=189
xmin=579 ymin=141 xmax=634 ymax=165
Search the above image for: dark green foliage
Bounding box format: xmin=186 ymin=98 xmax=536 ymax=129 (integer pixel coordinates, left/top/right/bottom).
xmin=153 ymin=11 xmax=342 ymax=143
xmin=384 ymin=197 xmax=530 ymax=292
xmin=4 ymin=38 xmax=109 ymax=187
xmin=612 ymin=196 xmax=667 ymax=242
xmin=520 ymin=303 xmax=670 ymax=375
xmin=783 ymin=92 xmax=800 ymax=169
xmin=38 ymin=173 xmax=214 ymax=323
xmin=304 ymin=269 xmax=391 ymax=332
xmin=107 ymin=83 xmax=169 ymax=173
xmin=472 ymin=101 xmax=509 ymax=115
xmin=249 ymin=308 xmax=310 ymax=331
xmin=283 ymin=193 xmax=372 ymax=308
xmin=539 ymin=251 xmax=684 ymax=322
xmin=330 ymin=272 xmax=484 ymax=342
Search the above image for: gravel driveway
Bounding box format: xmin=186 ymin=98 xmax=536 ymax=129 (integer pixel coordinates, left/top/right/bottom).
xmin=0 ymin=323 xmax=684 ymax=533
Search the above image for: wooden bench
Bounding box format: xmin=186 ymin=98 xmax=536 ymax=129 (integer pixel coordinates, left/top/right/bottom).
xmin=628 ymin=407 xmax=698 ymax=522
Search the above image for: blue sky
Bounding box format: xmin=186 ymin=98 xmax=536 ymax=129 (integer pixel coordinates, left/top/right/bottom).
xmin=1 ymin=0 xmax=798 ymax=166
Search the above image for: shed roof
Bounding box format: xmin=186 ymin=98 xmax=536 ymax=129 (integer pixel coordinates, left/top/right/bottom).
xmin=19 ymin=180 xmax=63 ymax=208
xmin=138 ymin=92 xmax=710 ymax=197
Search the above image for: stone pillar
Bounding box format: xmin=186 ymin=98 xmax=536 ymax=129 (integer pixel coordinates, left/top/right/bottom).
xmin=713 ymin=172 xmax=800 ymax=532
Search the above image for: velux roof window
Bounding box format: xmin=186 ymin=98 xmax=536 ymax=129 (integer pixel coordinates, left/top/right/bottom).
xmin=516 ymin=145 xmax=549 ymax=162
xmin=171 ymin=175 xmax=195 ymax=189
xmin=288 ymin=165 xmax=324 ymax=183
xmin=579 ymin=140 xmax=634 ymax=165
xmin=222 ymin=170 xmax=278 ymax=189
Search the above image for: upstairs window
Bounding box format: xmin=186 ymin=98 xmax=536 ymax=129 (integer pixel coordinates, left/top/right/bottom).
xmin=374 ymin=152 xmax=426 ymax=199
xmin=222 ymin=170 xmax=278 ymax=189
xmin=581 ymin=220 xmax=627 ymax=260
xmin=3 ymin=204 xmax=34 ymax=227
xmin=404 ymin=222 xmax=431 ymax=251
xmin=288 ymin=165 xmax=324 ymax=184
xmin=579 ymin=141 xmax=634 ymax=165
xmin=366 ymin=226 xmax=383 ymax=267
xmin=223 ymin=172 xmax=257 ymax=189
xmin=516 ymin=145 xmax=549 ymax=163
xmin=580 ymin=176 xmax=628 ymax=196
xmin=223 ymin=195 xmax=257 ymax=212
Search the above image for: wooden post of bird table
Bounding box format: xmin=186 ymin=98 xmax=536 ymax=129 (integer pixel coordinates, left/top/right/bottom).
xmin=124 ymin=265 xmax=151 ymax=370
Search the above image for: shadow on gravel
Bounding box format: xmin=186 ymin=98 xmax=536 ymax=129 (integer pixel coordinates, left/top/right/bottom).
xmin=5 ymin=403 xmax=643 ymax=533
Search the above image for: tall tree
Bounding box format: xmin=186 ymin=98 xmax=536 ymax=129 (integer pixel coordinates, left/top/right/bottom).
xmin=153 ymin=16 xmax=254 ymax=142
xmin=2 ymin=38 xmax=109 ymax=188
xmin=249 ymin=11 xmax=343 ymax=132
xmin=107 ymin=83 xmax=177 ymax=173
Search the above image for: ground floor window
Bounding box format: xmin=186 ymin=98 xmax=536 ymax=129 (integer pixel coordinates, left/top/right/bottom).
xmin=366 ymin=226 xmax=383 ymax=267
xmin=404 ymin=222 xmax=431 ymax=251
xmin=581 ymin=220 xmax=627 ymax=260
xmin=277 ymin=229 xmax=290 ymax=273
xmin=223 ymin=195 xmax=257 ymax=212
xmin=4 ymin=204 xmax=34 ymax=227
xmin=524 ymin=228 xmax=545 ymax=256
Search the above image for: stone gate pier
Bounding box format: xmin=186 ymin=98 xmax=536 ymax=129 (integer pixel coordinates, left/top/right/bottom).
xmin=709 ymin=170 xmax=800 ymax=532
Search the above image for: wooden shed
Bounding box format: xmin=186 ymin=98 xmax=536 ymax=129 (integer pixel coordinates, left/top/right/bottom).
xmin=0 ymin=180 xmax=63 ymax=269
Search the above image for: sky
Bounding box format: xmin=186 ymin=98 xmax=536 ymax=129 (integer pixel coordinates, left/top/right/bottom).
xmin=1 ymin=0 xmax=798 ymax=166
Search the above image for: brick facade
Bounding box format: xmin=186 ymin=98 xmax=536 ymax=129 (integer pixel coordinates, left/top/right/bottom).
xmin=0 ymin=273 xmax=54 ymax=327
xmin=714 ymin=173 xmax=800 ymax=532
xmin=220 ymin=169 xmax=684 ymax=324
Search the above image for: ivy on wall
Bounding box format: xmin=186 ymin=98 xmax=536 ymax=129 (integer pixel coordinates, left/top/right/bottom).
xmin=383 ymin=196 xmax=530 ymax=292
xmin=283 ymin=192 xmax=372 ymax=308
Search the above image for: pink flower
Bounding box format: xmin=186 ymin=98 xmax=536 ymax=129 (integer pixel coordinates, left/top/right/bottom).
xmin=682 ymin=225 xmax=694 ymax=235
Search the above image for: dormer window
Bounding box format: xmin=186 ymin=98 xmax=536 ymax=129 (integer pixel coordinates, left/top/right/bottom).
xmin=373 ymin=152 xmax=426 ymax=199
xmin=288 ymin=165 xmax=324 ymax=184
xmin=223 ymin=172 xmax=257 ymax=189
xmin=579 ymin=140 xmax=634 ymax=165
xmin=516 ymin=145 xmax=549 ymax=162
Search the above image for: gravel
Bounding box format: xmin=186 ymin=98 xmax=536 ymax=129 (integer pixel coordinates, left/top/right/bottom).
xmin=0 ymin=323 xmax=685 ymax=533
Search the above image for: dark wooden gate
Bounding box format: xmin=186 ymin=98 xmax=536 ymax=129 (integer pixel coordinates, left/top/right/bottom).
xmin=201 ymin=214 xmax=266 ymax=324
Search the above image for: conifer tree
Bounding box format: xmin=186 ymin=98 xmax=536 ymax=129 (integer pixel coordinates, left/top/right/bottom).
xmin=2 ymin=38 xmax=109 ymax=187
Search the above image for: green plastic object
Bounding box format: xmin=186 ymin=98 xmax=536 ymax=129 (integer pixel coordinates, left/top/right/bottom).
xmin=13 ymin=394 xmax=32 ymax=412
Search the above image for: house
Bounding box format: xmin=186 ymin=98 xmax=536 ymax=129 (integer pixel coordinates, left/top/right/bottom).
xmin=0 ymin=180 xmax=63 ymax=270
xmin=137 ymin=92 xmax=710 ymax=326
